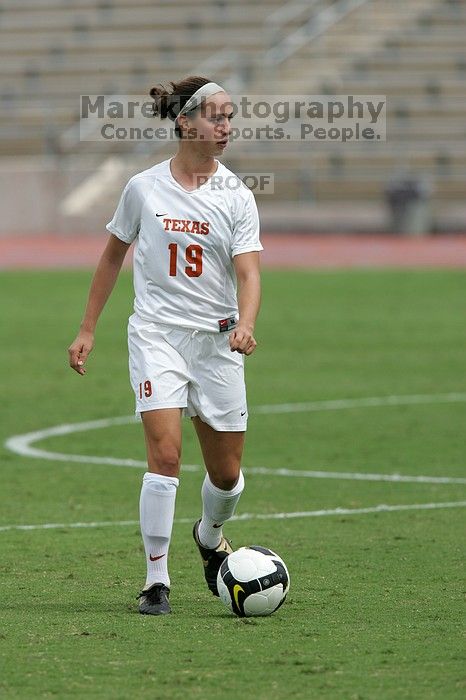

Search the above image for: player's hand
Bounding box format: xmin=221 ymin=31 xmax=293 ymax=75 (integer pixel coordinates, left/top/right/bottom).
xmin=229 ymin=325 xmax=257 ymax=356
xmin=68 ymin=331 xmax=94 ymax=375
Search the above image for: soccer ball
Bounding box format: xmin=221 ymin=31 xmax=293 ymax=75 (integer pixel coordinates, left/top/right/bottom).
xmin=217 ymin=545 xmax=290 ymax=617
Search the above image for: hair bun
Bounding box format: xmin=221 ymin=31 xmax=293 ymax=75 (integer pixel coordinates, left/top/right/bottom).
xmin=149 ymin=76 xmax=212 ymax=130
xmin=149 ymin=82 xmax=177 ymax=120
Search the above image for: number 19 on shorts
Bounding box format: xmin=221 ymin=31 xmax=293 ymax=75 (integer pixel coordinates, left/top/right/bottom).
xmin=138 ymin=380 xmax=152 ymax=399
xmin=168 ymin=243 xmax=203 ymax=278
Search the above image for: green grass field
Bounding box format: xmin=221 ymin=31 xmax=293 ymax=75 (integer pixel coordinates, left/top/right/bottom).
xmin=1 ymin=268 xmax=465 ymax=700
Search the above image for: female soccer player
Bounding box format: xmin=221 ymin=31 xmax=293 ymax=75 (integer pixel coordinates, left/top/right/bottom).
xmin=68 ymin=76 xmax=262 ymax=615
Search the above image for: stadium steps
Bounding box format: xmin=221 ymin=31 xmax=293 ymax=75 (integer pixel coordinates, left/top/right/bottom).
xmin=0 ymin=0 xmax=284 ymax=156
xmin=270 ymin=0 xmax=466 ymax=83
xmin=2 ymin=0 xmax=235 ymax=6
xmin=385 ymin=100 xmax=466 ymax=121
xmin=1 ymin=0 xmax=464 ymax=227
xmin=0 ymin=0 xmax=285 ymax=9
xmin=0 ymin=51 xmax=260 ymax=77
xmin=0 ymin=4 xmax=281 ymax=31
xmin=278 ymin=53 xmax=465 ymax=74
xmin=0 ymin=28 xmax=268 ymax=54
xmin=382 ymin=35 xmax=466 ymax=49
xmin=66 ymin=0 xmax=466 ymax=217
xmin=239 ymin=0 xmax=466 ymax=208
xmin=1 ymin=70 xmax=234 ymax=97
xmin=267 ymin=76 xmax=466 ymax=98
xmin=5 ymin=111 xmax=464 ymax=140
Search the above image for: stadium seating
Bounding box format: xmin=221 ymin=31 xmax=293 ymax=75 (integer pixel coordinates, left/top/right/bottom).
xmin=0 ymin=0 xmax=464 ymax=232
xmin=0 ymin=0 xmax=282 ymax=156
xmin=227 ymin=0 xmax=466 ymax=208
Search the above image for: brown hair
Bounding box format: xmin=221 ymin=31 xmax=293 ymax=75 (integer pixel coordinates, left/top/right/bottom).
xmin=149 ymin=75 xmax=212 ymax=138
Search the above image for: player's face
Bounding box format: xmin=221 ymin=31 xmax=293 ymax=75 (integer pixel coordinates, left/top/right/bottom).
xmin=185 ymin=91 xmax=234 ymax=154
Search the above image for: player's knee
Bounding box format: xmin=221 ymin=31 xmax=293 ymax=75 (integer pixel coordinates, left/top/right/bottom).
xmin=211 ymin=470 xmax=241 ymax=491
xmin=149 ymin=444 xmax=180 ymax=477
xmin=219 ymin=476 xmax=238 ymax=491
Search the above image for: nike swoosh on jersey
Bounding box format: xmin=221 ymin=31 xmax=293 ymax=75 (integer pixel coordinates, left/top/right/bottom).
xmin=156 ymin=213 xmax=167 ymax=217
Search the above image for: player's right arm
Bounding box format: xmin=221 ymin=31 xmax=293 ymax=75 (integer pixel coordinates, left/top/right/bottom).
xmin=68 ymin=234 xmax=130 ymax=375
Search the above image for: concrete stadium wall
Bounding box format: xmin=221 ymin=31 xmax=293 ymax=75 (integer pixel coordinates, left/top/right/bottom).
xmin=0 ymin=156 xmax=110 ymax=236
xmin=0 ymin=156 xmax=464 ymax=236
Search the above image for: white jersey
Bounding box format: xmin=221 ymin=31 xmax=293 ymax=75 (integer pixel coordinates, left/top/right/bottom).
xmin=106 ymin=157 xmax=263 ymax=332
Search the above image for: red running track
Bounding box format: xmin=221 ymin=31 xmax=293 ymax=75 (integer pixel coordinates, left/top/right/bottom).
xmin=1 ymin=233 xmax=466 ymax=269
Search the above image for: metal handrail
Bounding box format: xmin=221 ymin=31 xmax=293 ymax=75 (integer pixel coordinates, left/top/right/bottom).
xmin=265 ymin=0 xmax=373 ymax=65
xmin=265 ymin=0 xmax=324 ymax=29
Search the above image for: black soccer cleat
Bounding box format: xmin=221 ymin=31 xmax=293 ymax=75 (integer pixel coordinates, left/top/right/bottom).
xmin=137 ymin=582 xmax=171 ymax=615
xmin=192 ymin=519 xmax=233 ymax=596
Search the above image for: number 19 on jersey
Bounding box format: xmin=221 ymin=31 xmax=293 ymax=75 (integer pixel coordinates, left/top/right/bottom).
xmin=168 ymin=243 xmax=203 ymax=278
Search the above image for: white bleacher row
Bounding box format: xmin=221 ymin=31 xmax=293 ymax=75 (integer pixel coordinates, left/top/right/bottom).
xmin=1 ymin=46 xmax=466 ymax=73
xmin=5 ymin=77 xmax=463 ymax=105
xmin=1 ymin=0 xmax=232 ymax=7
xmin=2 ymin=102 xmax=465 ymax=140
xmin=2 ymin=76 xmax=465 ymax=100
xmin=285 ymin=53 xmax=465 ymax=71
xmin=2 ymin=100 xmax=464 ymax=134
xmin=0 ymin=115 xmax=462 ymax=154
xmin=0 ymin=0 xmax=285 ymax=9
xmin=271 ymin=81 xmax=466 ymax=99
xmin=0 ymin=49 xmax=260 ymax=73
xmin=3 ymin=68 xmax=465 ymax=97
xmin=0 ymin=4 xmax=283 ymax=31
xmin=0 ymin=28 xmax=268 ymax=53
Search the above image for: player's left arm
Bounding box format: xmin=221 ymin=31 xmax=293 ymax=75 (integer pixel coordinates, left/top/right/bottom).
xmin=230 ymin=251 xmax=261 ymax=355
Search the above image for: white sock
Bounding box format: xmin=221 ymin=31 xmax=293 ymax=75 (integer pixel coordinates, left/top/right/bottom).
xmin=139 ymin=472 xmax=179 ymax=589
xmin=198 ymin=471 xmax=245 ymax=549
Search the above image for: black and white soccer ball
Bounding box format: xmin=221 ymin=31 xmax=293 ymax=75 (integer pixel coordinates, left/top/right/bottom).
xmin=217 ymin=545 xmax=290 ymax=617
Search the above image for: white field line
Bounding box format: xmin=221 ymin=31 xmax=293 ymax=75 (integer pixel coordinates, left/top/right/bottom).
xmin=245 ymin=466 xmax=466 ymax=484
xmin=1 ymin=501 xmax=465 ymax=533
xmin=253 ymin=392 xmax=466 ymax=414
xmin=4 ymin=392 xmax=466 ymax=484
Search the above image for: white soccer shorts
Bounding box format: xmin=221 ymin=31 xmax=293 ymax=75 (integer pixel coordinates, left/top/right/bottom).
xmin=127 ymin=313 xmax=248 ymax=431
